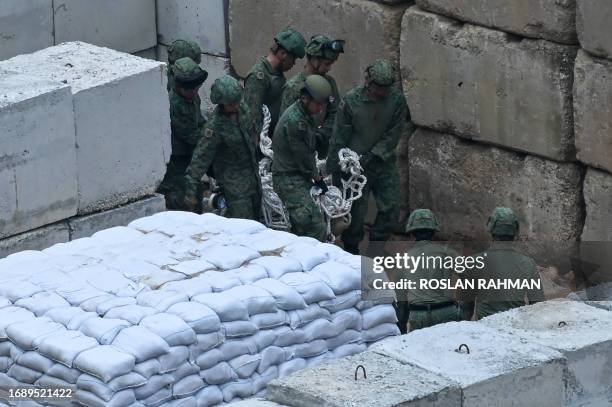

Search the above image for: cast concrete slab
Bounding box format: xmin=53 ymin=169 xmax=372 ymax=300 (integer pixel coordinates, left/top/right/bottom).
xmin=481 ymin=300 xmax=612 ymax=406
xmin=371 ymin=322 xmax=565 ymax=407
xmin=401 ymin=7 xmax=577 ymax=161
xmin=266 ymin=351 xmax=461 ymax=407
xmin=577 ymin=0 xmax=612 ymax=60
xmin=0 ymin=70 xmax=78 ymax=238
xmin=226 ymin=400 xmax=288 ymax=407
xmin=53 ymin=0 xmax=157 ymax=54
xmin=133 ymin=48 xmax=157 ymax=61
xmin=0 ymin=42 xmax=171 ymax=215
xmin=0 ymin=223 xmax=69 ymax=259
xmin=0 ymin=0 xmax=53 ymax=61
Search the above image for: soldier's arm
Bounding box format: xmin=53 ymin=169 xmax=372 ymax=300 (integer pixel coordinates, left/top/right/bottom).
xmin=171 ymin=105 xmax=206 ymax=146
xmin=280 ymin=83 xmax=300 ymax=116
xmin=285 ymin=122 xmax=318 ymax=179
xmin=315 ymin=81 xmax=341 ymax=158
xmin=184 ymin=125 xmax=222 ymax=198
xmin=525 ymin=257 xmax=546 ymax=304
xmin=243 ymin=72 xmax=269 ymax=130
xmin=370 ymin=94 xmax=409 ymax=161
xmin=326 ymin=99 xmax=352 ymax=175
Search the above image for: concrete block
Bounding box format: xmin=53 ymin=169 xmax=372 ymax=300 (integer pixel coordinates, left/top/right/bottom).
xmin=0 ymin=71 xmax=78 ymax=238
xmin=157 ymin=0 xmax=228 ymax=56
xmin=133 ymin=48 xmax=157 ymax=61
xmin=53 ymin=0 xmax=157 ymax=54
xmin=0 ymin=0 xmax=53 ymax=61
xmin=67 ymin=194 xmax=166 ymax=240
xmin=226 ymin=400 xmax=288 ymax=407
xmin=577 ymin=0 xmax=612 ymax=59
xmin=229 ymin=0 xmax=409 ymax=93
xmin=1 ymin=42 xmax=172 ymax=214
xmin=0 ymin=223 xmax=69 ymax=259
xmin=401 ymin=8 xmax=577 ymax=161
xmin=574 ymin=50 xmax=612 ymax=173
xmin=371 ymin=322 xmax=565 ymax=407
xmin=481 ymin=301 xmax=612 ymax=405
xmin=582 ymin=168 xmax=612 ymax=241
xmin=415 ymin=0 xmax=577 ymax=44
xmin=266 ymin=351 xmax=461 ymax=407
xmin=409 ymin=128 xmax=583 ymax=241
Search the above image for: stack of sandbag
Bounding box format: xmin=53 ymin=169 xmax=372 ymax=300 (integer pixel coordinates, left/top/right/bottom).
xmin=0 ymin=212 xmax=399 ymax=406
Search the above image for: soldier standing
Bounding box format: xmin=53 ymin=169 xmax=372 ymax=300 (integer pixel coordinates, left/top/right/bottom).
xmin=272 ymin=75 xmax=333 ymax=242
xmin=157 ymin=57 xmax=208 ymax=210
xmin=166 ymin=39 xmax=202 ymax=92
xmin=327 ymin=59 xmax=409 ymax=254
xmin=243 ymin=27 xmax=306 ymax=135
xmin=183 ymin=76 xmax=262 ymax=220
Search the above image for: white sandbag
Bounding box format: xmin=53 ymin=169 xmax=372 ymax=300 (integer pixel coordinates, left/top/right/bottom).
xmin=361 ymin=323 xmax=400 ymax=343
xmin=77 ymin=374 xmax=136 ymax=401
xmin=128 ymin=212 xmax=194 ymax=233
xmin=134 ymin=359 xmax=162 ymax=379
xmin=157 ymin=346 xmax=189 ymax=373
xmin=96 ymin=297 xmax=138 ymax=315
xmin=200 ymin=271 xmax=242 ymax=293
xmin=5 ymin=317 xmax=65 ymax=350
xmin=0 ymin=342 xmax=9 ymax=357
xmin=167 ymin=302 xmax=221 ymax=334
xmin=80 ymin=318 xmax=130 ymax=345
xmin=173 ymin=374 xmax=205 ymax=397
xmin=200 ymin=362 xmax=237 ymax=385
xmin=66 ymin=311 xmax=98 ymax=330
xmin=141 ymin=387 xmax=172 ymax=406
xmin=217 ymin=339 xmax=257 ymax=361
xmin=278 ymin=358 xmax=306 ymax=378
xmin=46 ymin=363 xmax=82 ymax=383
xmin=305 ymin=351 xmax=333 ymax=367
xmin=252 ymin=279 xmax=307 ymax=311
xmin=281 ymin=242 xmax=329 ymax=271
xmin=202 ymin=216 xmax=266 ymax=235
xmin=195 ymin=385 xmax=223 ymax=407
xmin=133 ymin=374 xmax=174 ymax=399
xmin=15 ymin=292 xmax=70 ymax=316
xmin=302 ymin=319 xmax=336 ymax=341
xmin=104 ymin=305 xmax=158 ymax=324
xmin=140 ymin=314 xmax=196 ymax=346
xmin=196 ymin=245 xmax=260 ymax=270
xmin=226 ymin=264 xmax=269 ymax=285
xmin=192 ymin=293 xmax=249 ymax=322
xmin=196 ymin=349 xmax=224 ymax=370
xmin=225 ymin=285 xmax=277 ymax=316
xmin=258 ymin=346 xmax=286 ymax=374
xmin=355 ymin=290 xmax=396 ymax=311
xmin=332 ymin=343 xmax=367 ymax=358
xmin=319 ymin=290 xmax=361 ymax=313
xmin=169 ymin=259 xmax=216 ymax=277
xmin=56 ymin=282 xmax=107 ymax=306
xmin=250 ymin=310 xmax=288 ymax=330
xmin=73 ymin=346 xmax=135 ymax=382
xmin=0 ymin=307 xmax=35 ymax=339
xmin=246 ymin=330 xmax=277 ymax=352
xmin=169 ymin=361 xmax=199 ymax=382
xmin=16 ymin=351 xmax=55 ymax=373
xmin=284 ymin=340 xmax=328 ymax=360
xmin=35 ymin=374 xmax=74 ymax=390
xmin=238 ymin=229 xmax=296 ymax=252
xmin=9 ymin=343 xmax=24 ymax=360
xmin=287 ymin=304 xmax=331 ymax=328
xmin=38 ymin=330 xmax=98 ymax=367
xmin=0 ymin=298 xmax=10 ymax=309
xmin=331 ymin=308 xmax=362 ymax=332
xmin=137 ymin=270 xmax=186 ymax=289
xmin=137 ymin=291 xmax=189 ymax=312
xmin=44 ymin=306 xmax=87 ymax=326
xmin=0 ymin=372 xmax=18 ymax=388
xmin=29 ymin=269 xmax=72 ymax=291
xmin=221 ymin=321 xmax=258 ymax=339
xmin=162 ymin=278 xmax=213 ymax=298
xmin=221 ymin=378 xmax=254 ymax=403
xmin=0 ymin=357 xmax=10 ymax=373
xmin=273 ymin=327 xmax=307 ymax=347
xmin=75 ymin=389 xmax=135 ymax=407
xmin=92 ymin=226 xmax=143 ymax=245
xmin=309 ymin=261 xmax=360 ymax=295
xmin=229 ymin=354 xmax=261 ymax=379
xmin=317 ymin=243 xmax=346 ymax=260
xmin=361 ymin=304 xmax=398 ymax=330
xmin=253 ymin=366 xmax=279 ymax=392
xmin=279 ymin=273 xmax=335 ymax=304
xmin=250 ymin=256 xmax=302 ymax=279
xmin=189 ymin=332 xmax=225 ymax=359
xmin=111 ymin=326 xmax=170 ymax=362
xmin=80 ymin=295 xmax=116 ymax=313
xmin=7 ymin=364 xmax=42 ymax=383
xmin=0 ymin=281 xmax=42 ymax=301
xmin=167 ymin=398 xmax=197 ymax=407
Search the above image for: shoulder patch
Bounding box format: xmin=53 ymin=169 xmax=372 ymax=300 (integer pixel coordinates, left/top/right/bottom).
xmin=204 ymin=128 xmax=214 ymax=138
xmin=297 ymin=120 xmax=306 ymax=131
xmin=256 ymin=71 xmax=265 ymax=80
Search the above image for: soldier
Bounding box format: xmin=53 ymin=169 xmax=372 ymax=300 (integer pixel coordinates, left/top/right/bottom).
xmin=243 ymin=27 xmax=306 ymax=135
xmin=272 ymin=75 xmax=333 ymax=242
xmin=183 ymin=75 xmax=262 ymax=220
xmin=327 ymin=58 xmax=409 ymax=254
xmin=157 ymin=57 xmax=208 ymax=210
xmin=166 ymin=39 xmax=202 ymax=91
xmin=280 ymin=35 xmax=344 ymax=146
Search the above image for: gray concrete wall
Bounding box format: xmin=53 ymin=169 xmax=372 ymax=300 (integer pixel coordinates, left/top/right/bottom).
xmin=0 ymin=0 xmax=53 ymax=60
xmin=577 ymin=0 xmax=612 ymax=59
xmin=582 ymin=168 xmax=612 ymax=241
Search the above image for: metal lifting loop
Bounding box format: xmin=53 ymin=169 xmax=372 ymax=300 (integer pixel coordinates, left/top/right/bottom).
xmin=456 ymin=344 xmax=470 ymax=354
xmin=354 ymin=365 xmax=367 ymax=381
xmin=558 ymin=321 xmax=567 ymax=327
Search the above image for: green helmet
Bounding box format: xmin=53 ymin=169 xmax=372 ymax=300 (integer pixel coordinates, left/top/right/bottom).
xmin=306 ymin=35 xmax=345 ymax=60
xmin=303 ymin=75 xmax=332 ymax=102
xmin=487 ymin=207 xmax=519 ymax=236
xmin=173 ymin=57 xmax=208 ymax=89
xmin=210 ymin=75 xmax=243 ymax=105
xmin=366 ymin=58 xmax=395 ymax=86
xmin=275 ymin=27 xmax=306 ymax=58
xmin=405 ymin=209 xmax=440 ymax=233
xmin=168 ymin=39 xmax=201 ymax=65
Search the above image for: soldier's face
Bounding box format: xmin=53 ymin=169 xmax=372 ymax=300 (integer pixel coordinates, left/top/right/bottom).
xmin=315 ymin=59 xmax=335 ymax=75
xmin=306 ymin=99 xmax=325 ymax=116
xmin=178 ymin=85 xmax=201 ymax=100
xmin=367 ymin=83 xmax=390 ymax=101
xmin=280 ymin=52 xmax=297 ymax=71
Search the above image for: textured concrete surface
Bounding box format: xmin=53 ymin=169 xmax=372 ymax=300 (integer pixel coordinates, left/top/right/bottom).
xmin=53 ymin=0 xmax=156 ymax=54
xmin=0 ymin=71 xmax=78 ymax=238
xmin=267 ymin=351 xmax=461 ymax=406
xmin=577 ymin=0 xmax=612 ymax=59
xmin=133 ymin=47 xmax=157 ymax=61
xmin=481 ymin=301 xmax=612 ymax=406
xmin=67 ymin=194 xmax=166 ymax=240
xmin=229 ymin=0 xmax=409 ymax=92
xmin=0 ymin=0 xmax=53 ymax=60
xmin=401 ymin=7 xmax=577 ymax=161
xmin=408 ymin=129 xmax=583 ymax=241
xmin=0 ymin=223 xmax=69 ymax=259
xmin=582 ymin=168 xmax=612 ymax=241
xmin=157 ymin=0 xmax=228 ymax=56
xmin=226 ymin=400 xmax=288 ymax=407
xmin=574 ymin=50 xmax=612 ymax=173
xmin=1 ymin=42 xmax=171 ymax=215
xmin=415 ymin=0 xmax=577 ymax=44
xmin=371 ymin=322 xmax=565 ymax=407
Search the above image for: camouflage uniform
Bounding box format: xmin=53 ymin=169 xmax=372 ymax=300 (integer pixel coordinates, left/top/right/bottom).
xmin=166 ymin=40 xmax=202 ymax=92
xmin=184 ymin=76 xmax=261 ymax=220
xmin=327 ymin=59 xmax=409 ymax=252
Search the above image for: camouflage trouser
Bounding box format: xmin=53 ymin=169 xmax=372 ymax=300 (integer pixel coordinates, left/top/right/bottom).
xmin=273 ymin=174 xmax=326 ymax=242
xmin=342 ymin=160 xmax=400 ymax=247
xmin=157 ymin=155 xmax=196 ymax=211
xmin=225 ymin=192 xmax=262 ymax=221
xmin=407 ymin=304 xmax=461 ymax=332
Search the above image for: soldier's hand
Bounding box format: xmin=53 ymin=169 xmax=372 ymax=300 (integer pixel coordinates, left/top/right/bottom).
xmin=313 ymin=178 xmax=329 ymax=194
xmin=183 ymin=194 xmax=199 ymax=212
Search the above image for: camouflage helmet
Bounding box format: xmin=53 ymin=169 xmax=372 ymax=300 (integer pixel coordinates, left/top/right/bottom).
xmin=306 ymin=35 xmax=345 ymax=60
xmin=405 ymin=209 xmax=440 ymax=233
xmin=173 ymin=57 xmax=208 ymax=89
xmin=168 ymin=39 xmax=201 ymax=65
xmin=210 ymin=75 xmax=243 ymax=105
xmin=366 ymin=58 xmax=395 ymax=86
xmin=275 ymin=27 xmax=306 ymax=58
xmin=303 ymin=75 xmax=332 ymax=102
xmin=487 ymin=207 xmax=519 ymax=236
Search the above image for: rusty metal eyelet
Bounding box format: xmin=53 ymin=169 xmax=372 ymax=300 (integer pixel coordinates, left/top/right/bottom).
xmin=354 ymin=365 xmax=367 ymax=381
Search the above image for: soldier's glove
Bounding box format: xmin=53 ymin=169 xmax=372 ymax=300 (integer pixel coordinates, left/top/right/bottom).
xmin=183 ymin=194 xmax=199 ymax=212
xmin=313 ymin=179 xmax=329 ymax=195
